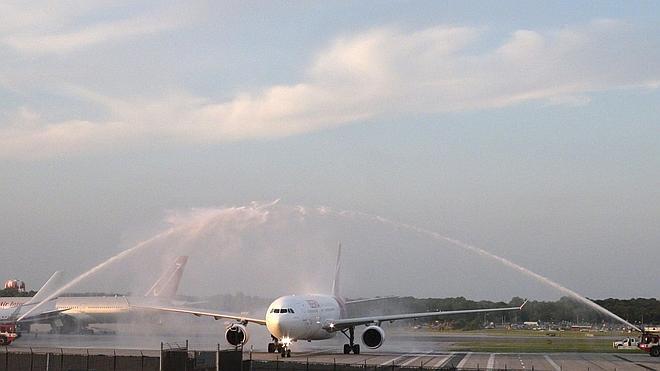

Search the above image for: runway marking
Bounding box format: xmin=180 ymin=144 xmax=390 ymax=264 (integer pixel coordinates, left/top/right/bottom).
xmin=401 ymin=350 xmax=433 ymax=367
xmin=401 ymin=355 xmax=423 ymax=366
xmin=456 ymin=352 xmax=472 ymax=369
xmin=487 ymin=353 xmax=496 ymax=370
xmin=613 ymin=355 xmax=656 ymax=371
xmin=544 ymin=355 xmax=561 ymax=371
xmin=430 ymin=353 xmax=452 ymax=369
xmin=579 ymin=353 xmax=609 ymax=370
xmin=379 ymin=354 xmax=408 ymax=366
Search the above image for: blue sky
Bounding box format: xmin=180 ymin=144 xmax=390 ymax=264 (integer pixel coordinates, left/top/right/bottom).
xmin=0 ymin=1 xmax=658 ymax=300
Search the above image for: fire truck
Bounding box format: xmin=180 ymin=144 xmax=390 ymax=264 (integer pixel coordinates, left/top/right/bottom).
xmin=0 ymin=323 xmax=19 ymax=345
xmin=638 ymin=327 xmax=660 ymax=357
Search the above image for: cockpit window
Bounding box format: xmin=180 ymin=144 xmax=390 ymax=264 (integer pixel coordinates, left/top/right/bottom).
xmin=271 ymin=308 xmax=294 ymax=314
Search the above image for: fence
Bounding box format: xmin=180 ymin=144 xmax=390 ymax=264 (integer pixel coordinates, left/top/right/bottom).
xmin=248 ymin=359 xmax=530 ymax=371
xmin=0 ymin=348 xmax=160 ymax=371
xmin=1 ymin=347 xmax=533 ymax=371
xmin=0 ymin=346 xmax=243 ymax=371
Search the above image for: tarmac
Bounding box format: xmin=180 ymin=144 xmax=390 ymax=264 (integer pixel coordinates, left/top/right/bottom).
xmin=249 ymin=349 xmax=660 ymax=370
xmin=7 ymin=328 xmax=659 ymax=370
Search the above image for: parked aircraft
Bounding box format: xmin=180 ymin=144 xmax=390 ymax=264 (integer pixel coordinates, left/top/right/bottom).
xmin=135 ymin=246 xmax=526 ymax=356
xmin=0 ymin=271 xmax=65 ymax=311
xmin=3 ymin=256 xmax=189 ymax=333
xmin=1 ymin=271 xmax=66 ymax=325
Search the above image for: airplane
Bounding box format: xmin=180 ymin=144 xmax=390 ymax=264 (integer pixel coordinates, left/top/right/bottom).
xmin=1 ymin=271 xmax=67 ymax=328
xmin=0 ymin=271 xmax=65 ymax=311
xmin=3 ymin=256 xmax=190 ymax=334
xmin=134 ymin=245 xmax=527 ymax=356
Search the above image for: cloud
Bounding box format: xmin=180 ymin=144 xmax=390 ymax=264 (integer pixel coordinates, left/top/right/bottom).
xmin=1 ymin=20 xmax=658 ymax=159
xmin=0 ymin=1 xmax=96 ymax=33
xmin=0 ymin=2 xmax=196 ymax=54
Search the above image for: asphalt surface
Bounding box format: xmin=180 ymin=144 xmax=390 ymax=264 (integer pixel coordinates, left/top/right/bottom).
xmin=7 ymin=329 xmax=659 ymax=370
xmin=250 ymin=350 xmax=660 ymax=370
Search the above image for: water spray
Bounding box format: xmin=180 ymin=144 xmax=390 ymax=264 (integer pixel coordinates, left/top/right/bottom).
xmin=19 ymin=201 xmax=641 ymax=333
xmin=17 ymin=227 xmax=179 ymax=322
xmin=18 ymin=203 xmax=273 ymax=322
xmin=321 ymin=207 xmax=642 ymax=332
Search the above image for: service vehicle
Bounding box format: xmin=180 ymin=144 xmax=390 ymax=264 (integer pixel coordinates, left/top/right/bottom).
xmin=0 ymin=323 xmax=19 ymax=345
xmin=613 ymin=337 xmax=638 ymax=349
xmin=638 ymin=332 xmax=660 ymax=357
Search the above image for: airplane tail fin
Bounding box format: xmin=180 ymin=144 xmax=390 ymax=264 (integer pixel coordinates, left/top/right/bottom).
xmin=24 ymin=271 xmax=65 ymax=306
xmin=331 ymin=243 xmax=341 ymax=298
xmin=144 ymin=256 xmax=188 ymax=298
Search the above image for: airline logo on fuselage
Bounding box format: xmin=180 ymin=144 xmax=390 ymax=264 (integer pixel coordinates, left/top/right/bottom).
xmin=0 ymin=301 xmax=23 ymax=308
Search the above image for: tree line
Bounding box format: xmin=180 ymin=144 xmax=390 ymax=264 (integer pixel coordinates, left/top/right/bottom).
xmin=349 ymin=296 xmax=660 ymax=329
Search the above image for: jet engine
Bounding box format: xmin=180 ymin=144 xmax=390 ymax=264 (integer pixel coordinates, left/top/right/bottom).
xmin=225 ymin=323 xmax=250 ymax=346
xmin=361 ymin=325 xmax=385 ymax=349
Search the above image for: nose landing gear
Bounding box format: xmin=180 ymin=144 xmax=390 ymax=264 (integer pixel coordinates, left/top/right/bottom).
xmin=267 ymin=336 xmax=292 ymax=357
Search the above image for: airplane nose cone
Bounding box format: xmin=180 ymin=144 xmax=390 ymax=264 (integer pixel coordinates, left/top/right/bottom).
xmin=267 ymin=317 xmax=290 ymax=338
xmin=267 ymin=316 xmax=281 ymax=338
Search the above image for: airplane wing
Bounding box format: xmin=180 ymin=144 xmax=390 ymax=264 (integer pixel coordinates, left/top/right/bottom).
xmin=131 ymin=304 xmax=267 ymax=325
xmin=323 ymin=301 xmax=527 ymax=331
xmin=15 ymin=308 xmax=71 ymax=323
xmin=345 ymin=296 xmax=397 ymax=305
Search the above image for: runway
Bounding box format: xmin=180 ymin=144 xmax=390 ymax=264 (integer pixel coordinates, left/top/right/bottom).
xmin=8 ymin=331 xmax=659 ymax=370
xmin=250 ymin=350 xmax=659 ymax=370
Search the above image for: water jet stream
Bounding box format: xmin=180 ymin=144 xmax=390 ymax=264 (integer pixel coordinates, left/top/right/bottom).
xmin=325 ymin=207 xmax=642 ymax=332
xmin=18 ymin=227 xmax=178 ymax=322
xmin=19 ymin=201 xmax=641 ymax=333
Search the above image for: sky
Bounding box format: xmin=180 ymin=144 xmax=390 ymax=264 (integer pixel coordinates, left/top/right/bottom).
xmin=0 ymin=1 xmax=659 ymax=301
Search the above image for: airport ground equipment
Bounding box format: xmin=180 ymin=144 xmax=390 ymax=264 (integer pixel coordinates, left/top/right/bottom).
xmin=614 ymin=336 xmax=639 ymax=349
xmin=638 ymin=331 xmax=660 ymax=357
xmin=0 ymin=323 xmax=18 ymax=345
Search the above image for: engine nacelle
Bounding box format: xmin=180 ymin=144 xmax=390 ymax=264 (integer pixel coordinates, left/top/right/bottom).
xmin=361 ymin=325 xmax=385 ymax=349
xmin=225 ymin=324 xmax=250 ymax=346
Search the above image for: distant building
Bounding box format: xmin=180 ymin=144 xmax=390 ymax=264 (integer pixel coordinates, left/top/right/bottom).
xmin=3 ymin=280 xmax=26 ymax=292
xmin=570 ymin=325 xmax=593 ymax=331
xmin=643 ymin=326 xmax=660 ymax=333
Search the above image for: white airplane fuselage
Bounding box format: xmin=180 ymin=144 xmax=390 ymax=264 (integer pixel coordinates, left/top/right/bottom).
xmin=266 ymin=294 xmax=343 ymax=341
xmin=53 ymin=297 xmax=131 ymax=323
xmin=0 ymin=296 xmax=156 ymax=323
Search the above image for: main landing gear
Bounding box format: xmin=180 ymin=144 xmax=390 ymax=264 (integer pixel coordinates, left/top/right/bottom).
xmin=267 ymin=336 xmax=291 ymax=357
xmin=340 ymin=327 xmax=360 ymax=354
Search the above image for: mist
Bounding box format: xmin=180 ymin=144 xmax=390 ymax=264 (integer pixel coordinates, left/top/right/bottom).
xmin=50 ymin=201 xmax=593 ymax=304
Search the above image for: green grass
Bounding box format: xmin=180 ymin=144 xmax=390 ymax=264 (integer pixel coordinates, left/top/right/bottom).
xmin=406 ymin=328 xmax=632 ymax=338
xmin=451 ymin=338 xmax=644 ymax=353
xmin=397 ymin=328 xmax=646 ymax=353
